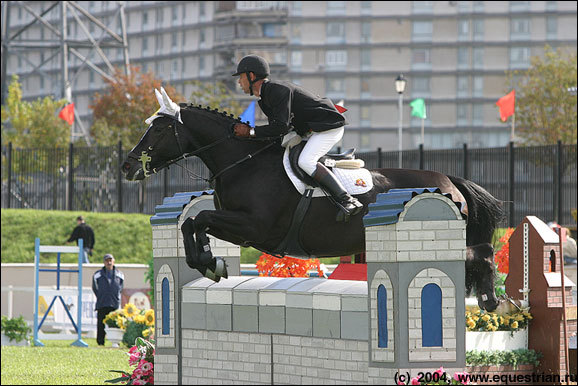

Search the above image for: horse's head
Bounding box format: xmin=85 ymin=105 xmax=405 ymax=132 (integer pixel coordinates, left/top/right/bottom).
xmin=466 ymin=243 xmax=500 ymax=312
xmin=122 ymin=88 xmax=186 ymax=181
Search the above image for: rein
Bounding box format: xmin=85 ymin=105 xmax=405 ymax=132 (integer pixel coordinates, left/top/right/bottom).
xmin=130 ymin=112 xmax=281 ymax=184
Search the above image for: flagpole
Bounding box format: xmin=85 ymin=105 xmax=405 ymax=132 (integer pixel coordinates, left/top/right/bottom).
xmin=421 ymin=118 xmax=425 ymax=146
xmin=511 ymin=113 xmax=515 ymax=141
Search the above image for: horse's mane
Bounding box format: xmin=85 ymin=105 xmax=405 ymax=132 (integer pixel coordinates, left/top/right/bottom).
xmin=179 ymin=103 xmax=248 ymax=125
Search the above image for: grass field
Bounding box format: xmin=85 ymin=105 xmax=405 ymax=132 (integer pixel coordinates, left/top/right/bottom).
xmin=1 ymin=339 xmax=132 ymax=385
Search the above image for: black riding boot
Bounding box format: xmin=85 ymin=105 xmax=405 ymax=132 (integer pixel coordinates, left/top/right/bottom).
xmin=311 ymin=163 xmax=364 ymax=221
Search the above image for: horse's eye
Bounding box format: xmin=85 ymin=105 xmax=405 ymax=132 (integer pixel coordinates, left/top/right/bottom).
xmin=168 ymin=125 xmax=173 ymax=129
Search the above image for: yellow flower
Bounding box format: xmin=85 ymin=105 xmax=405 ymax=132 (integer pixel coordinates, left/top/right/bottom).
xmin=511 ymin=321 xmax=518 ymax=329
xmin=144 ymin=309 xmax=155 ymax=327
xmin=482 ymin=314 xmax=491 ymax=322
xmin=485 ymin=322 xmax=494 ymax=331
xmin=134 ymin=314 xmax=146 ymax=324
xmin=123 ymin=303 xmax=139 ymax=319
xmin=117 ymin=316 xmax=127 ymax=330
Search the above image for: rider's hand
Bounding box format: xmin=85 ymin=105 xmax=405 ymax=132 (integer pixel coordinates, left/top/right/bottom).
xmin=234 ymin=123 xmax=252 ymax=137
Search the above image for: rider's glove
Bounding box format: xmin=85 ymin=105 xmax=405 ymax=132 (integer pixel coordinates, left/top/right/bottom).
xmin=234 ymin=123 xmax=253 ymax=137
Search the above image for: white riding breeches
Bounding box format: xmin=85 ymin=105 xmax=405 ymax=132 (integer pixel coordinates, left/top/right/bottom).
xmin=297 ymin=126 xmax=344 ymax=176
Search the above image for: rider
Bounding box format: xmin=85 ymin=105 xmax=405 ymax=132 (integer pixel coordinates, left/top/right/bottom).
xmin=232 ymin=54 xmax=363 ymax=219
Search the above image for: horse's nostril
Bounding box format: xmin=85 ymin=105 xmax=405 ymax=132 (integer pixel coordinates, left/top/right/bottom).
xmin=122 ymin=162 xmax=131 ymax=173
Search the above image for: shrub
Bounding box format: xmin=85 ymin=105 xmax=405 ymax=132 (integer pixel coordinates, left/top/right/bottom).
xmin=1 ymin=315 xmax=31 ymax=343
xmin=466 ymin=349 xmax=542 ymax=368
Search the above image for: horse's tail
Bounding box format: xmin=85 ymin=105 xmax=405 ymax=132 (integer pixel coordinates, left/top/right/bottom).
xmin=447 ymin=175 xmax=505 ymax=246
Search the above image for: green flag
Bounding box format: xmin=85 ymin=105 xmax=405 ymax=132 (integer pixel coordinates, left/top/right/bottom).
xmin=410 ymin=98 xmax=426 ymax=119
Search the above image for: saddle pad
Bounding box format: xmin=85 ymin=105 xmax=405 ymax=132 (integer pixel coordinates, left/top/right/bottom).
xmin=283 ymin=146 xmax=373 ymax=197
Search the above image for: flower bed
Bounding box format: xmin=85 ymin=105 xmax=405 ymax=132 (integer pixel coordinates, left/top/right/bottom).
xmin=104 ymin=303 xmax=155 ymax=348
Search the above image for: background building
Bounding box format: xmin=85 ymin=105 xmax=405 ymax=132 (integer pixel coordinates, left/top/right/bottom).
xmin=2 ymin=1 xmax=577 ymax=150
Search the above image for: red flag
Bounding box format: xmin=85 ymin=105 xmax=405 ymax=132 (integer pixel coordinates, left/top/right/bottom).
xmin=496 ymin=90 xmax=515 ymax=122
xmin=58 ymin=103 xmax=75 ymax=125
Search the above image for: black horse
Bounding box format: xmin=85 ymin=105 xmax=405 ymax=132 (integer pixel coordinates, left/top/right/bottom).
xmin=122 ymin=92 xmax=504 ymax=311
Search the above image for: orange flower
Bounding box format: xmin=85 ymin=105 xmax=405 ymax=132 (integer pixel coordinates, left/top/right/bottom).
xmin=494 ymin=228 xmax=515 ymax=274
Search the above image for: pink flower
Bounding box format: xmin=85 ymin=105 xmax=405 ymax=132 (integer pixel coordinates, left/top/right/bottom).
xmin=411 ymin=376 xmax=421 ymax=385
xmin=128 ymin=354 xmax=141 ymax=366
xmin=435 ymin=367 xmax=445 ymax=376
xmin=139 ymin=360 xmax=153 ymax=373
xmin=132 ymin=379 xmax=146 ymax=385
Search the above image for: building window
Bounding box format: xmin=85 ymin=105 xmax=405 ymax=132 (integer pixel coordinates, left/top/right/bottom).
xmin=361 ymin=21 xmax=371 ymax=43
xmin=326 ymin=50 xmax=347 ymax=70
xmin=200 ymin=30 xmax=206 ymax=48
xmin=457 ymin=47 xmax=469 ymax=68
xmin=263 ymin=23 xmax=284 ymax=38
xmin=361 ymin=49 xmax=371 ymax=71
xmin=162 ymin=278 xmax=170 ymax=335
xmin=457 ymin=104 xmax=469 ymax=126
xmin=411 ymin=76 xmax=431 ymax=97
xmin=199 ymin=56 xmax=205 ymax=74
xmin=327 ymin=1 xmax=346 ymax=15
xmin=156 ymin=8 xmax=163 ymax=26
xmin=412 ymin=48 xmax=431 ymax=69
xmin=473 ymin=76 xmax=484 ymax=97
xmin=413 ymin=1 xmax=433 ymax=13
xmin=421 ymin=283 xmax=442 ymax=347
xmin=510 ymin=47 xmax=531 ymax=69
xmin=326 ymin=78 xmax=345 ymax=98
xmin=377 ymin=285 xmax=388 ymax=348
xmin=171 ymin=60 xmax=178 ymax=80
xmin=361 ymin=79 xmax=371 ymax=99
xmin=473 ymin=47 xmax=484 ymax=69
xmin=511 ymin=17 xmax=530 ymax=40
xmin=458 ymin=20 xmax=470 ymax=40
xmin=89 ymin=71 xmax=95 ymax=89
xmin=360 ymin=106 xmax=371 ymax=127
xmin=199 ymin=2 xmax=206 ymax=18
xmin=457 ymin=76 xmax=469 ymax=97
xmin=143 ymin=11 xmax=148 ymax=27
xmin=327 ymin=22 xmax=345 ymax=44
xmin=473 ymin=103 xmax=484 ymax=125
xmin=510 ymin=1 xmax=530 ymax=12
xmin=546 ymin=1 xmax=557 ymax=10
xmin=291 ymin=23 xmax=301 ymax=44
xmin=291 ymin=51 xmax=302 ymax=68
xmin=361 ymin=1 xmax=372 ymax=15
xmin=546 ymin=16 xmax=557 ymax=38
xmin=172 ymin=6 xmax=178 ymax=22
xmin=291 ymin=1 xmax=302 ymax=15
xmin=155 ymin=35 xmax=162 ymax=55
xmin=412 ymin=21 xmax=432 ymax=42
xmin=473 ymin=19 xmax=484 ymax=40
xmin=171 ymin=32 xmax=178 ymax=51
xmin=142 ymin=37 xmax=148 ymax=55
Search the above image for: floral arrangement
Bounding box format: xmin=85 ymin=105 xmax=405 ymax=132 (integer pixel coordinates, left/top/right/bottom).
xmin=104 ymin=303 xmax=155 ymax=347
xmin=106 ymin=337 xmax=154 ymax=385
xmin=396 ymin=367 xmax=470 ymax=385
xmin=466 ymin=305 xmax=532 ymax=333
xmin=494 ymin=227 xmax=514 ymax=274
xmin=256 ymin=253 xmax=324 ymax=278
xmin=1 ymin=315 xmax=31 ymax=343
xmin=103 ymin=309 xmax=127 ymax=329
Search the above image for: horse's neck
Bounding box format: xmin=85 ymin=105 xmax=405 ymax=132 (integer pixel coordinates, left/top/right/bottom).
xmin=181 ymin=108 xmax=265 ymax=174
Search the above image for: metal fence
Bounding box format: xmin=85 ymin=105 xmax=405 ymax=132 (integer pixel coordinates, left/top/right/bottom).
xmin=2 ymin=142 xmax=576 ymax=227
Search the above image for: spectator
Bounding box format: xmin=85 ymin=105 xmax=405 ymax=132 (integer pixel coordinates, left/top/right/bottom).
xmin=66 ymin=215 xmax=94 ymax=263
xmin=92 ymin=253 xmax=124 ymax=346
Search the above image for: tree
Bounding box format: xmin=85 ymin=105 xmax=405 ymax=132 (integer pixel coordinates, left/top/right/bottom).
xmin=90 ymin=66 xmax=183 ymax=147
xmin=506 ymin=46 xmax=577 ymax=145
xmin=187 ymin=79 xmax=244 ymax=117
xmin=1 ymin=75 xmax=70 ymax=148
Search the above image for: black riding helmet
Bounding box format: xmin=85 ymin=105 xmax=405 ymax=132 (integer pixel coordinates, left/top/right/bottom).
xmin=232 ymin=55 xmax=270 ymax=96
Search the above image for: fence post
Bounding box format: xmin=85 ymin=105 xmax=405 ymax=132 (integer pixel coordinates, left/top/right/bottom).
xmin=556 ymin=140 xmax=563 ymax=224
xmin=508 ymin=141 xmax=515 ymax=227
xmin=117 ymin=141 xmax=123 ymax=213
xmin=7 ymin=142 xmax=12 ymax=208
xmin=463 ymin=143 xmax=469 ymax=180
xmin=163 ymin=168 xmax=169 ymax=200
xmin=419 ymin=144 xmax=424 ymax=170
xmin=377 ymin=147 xmax=383 ymax=168
xmin=67 ymin=142 xmax=74 ymax=211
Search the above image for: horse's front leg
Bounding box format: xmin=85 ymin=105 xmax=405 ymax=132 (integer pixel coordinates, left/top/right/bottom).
xmin=192 ymin=209 xmax=271 ymax=278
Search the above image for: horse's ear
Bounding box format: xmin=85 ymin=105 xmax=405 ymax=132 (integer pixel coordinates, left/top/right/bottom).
xmin=154 ymin=88 xmax=165 ymax=108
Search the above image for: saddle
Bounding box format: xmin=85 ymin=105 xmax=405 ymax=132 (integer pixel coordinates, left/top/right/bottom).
xmin=288 ymin=141 xmax=362 ymax=187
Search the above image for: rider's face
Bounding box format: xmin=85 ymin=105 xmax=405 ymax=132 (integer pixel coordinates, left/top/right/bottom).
xmin=238 ymin=73 xmax=251 ymax=95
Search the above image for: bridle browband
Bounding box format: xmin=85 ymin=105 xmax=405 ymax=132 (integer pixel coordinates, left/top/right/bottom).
xmin=128 ymin=111 xmax=281 ymax=184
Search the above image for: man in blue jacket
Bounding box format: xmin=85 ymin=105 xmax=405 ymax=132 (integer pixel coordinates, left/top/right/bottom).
xmin=92 ymin=253 xmax=124 ymax=346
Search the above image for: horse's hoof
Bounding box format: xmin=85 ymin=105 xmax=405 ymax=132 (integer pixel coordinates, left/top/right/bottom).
xmin=214 ymin=257 xmax=228 ymax=279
